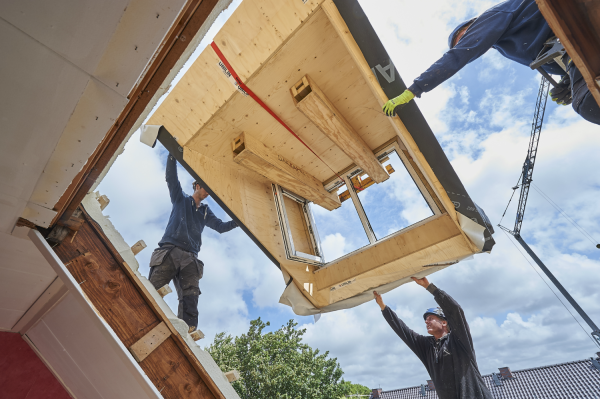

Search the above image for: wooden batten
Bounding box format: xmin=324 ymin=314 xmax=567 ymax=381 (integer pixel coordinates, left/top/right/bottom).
xmin=232 ymin=132 xmax=341 ymax=211
xmin=291 ymin=74 xmax=389 ymax=184
xmin=129 ymin=322 xmax=171 ymax=363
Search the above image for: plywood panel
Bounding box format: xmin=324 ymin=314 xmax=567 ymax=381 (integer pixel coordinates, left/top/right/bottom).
xmin=182 ymin=8 xmax=398 ymax=183
xmin=320 ymin=0 xmax=459 ymax=221
xmin=148 ymin=0 xmax=325 ymax=146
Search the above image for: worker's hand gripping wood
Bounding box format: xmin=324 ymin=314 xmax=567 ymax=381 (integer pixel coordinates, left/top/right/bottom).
xmin=373 ymin=277 xmax=429 ymax=310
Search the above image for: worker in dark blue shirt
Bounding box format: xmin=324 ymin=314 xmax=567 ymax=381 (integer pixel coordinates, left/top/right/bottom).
xmin=148 ymin=154 xmax=238 ymax=333
xmin=382 ymin=0 xmax=600 ymax=125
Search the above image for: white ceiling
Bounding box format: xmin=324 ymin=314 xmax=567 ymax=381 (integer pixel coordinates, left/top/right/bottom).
xmin=27 ymin=293 xmax=161 ymax=398
xmin=0 ymin=0 xmax=186 ymax=232
xmin=0 ymin=230 xmax=57 ymax=330
xmin=0 ymin=0 xmax=186 ymax=395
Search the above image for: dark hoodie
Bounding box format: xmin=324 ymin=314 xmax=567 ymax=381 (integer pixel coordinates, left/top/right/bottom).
xmin=158 ymin=155 xmax=237 ymax=255
xmin=382 ymin=284 xmax=492 ymax=399
xmin=409 ymin=0 xmax=561 ymax=98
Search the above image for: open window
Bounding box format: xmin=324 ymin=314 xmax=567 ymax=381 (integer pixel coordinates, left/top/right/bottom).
xmin=272 ymin=185 xmax=324 ymax=265
xmin=274 ymin=139 xmax=442 ymax=266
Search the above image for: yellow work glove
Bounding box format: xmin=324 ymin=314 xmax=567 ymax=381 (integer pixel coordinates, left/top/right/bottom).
xmin=382 ymin=90 xmax=415 ymax=116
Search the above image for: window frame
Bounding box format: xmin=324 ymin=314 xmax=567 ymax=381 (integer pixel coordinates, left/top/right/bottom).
xmin=272 ymin=184 xmax=324 ymax=265
xmin=274 ymin=140 xmax=444 ymax=267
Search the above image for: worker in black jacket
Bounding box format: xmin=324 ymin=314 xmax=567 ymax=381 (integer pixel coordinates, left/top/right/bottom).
xmin=374 ymin=277 xmax=492 ymax=399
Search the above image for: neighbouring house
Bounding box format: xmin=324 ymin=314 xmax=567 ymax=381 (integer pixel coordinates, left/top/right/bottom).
xmin=369 ymin=356 xmax=600 ymax=399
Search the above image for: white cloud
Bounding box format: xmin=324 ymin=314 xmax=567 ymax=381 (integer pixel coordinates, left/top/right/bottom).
xmin=321 ymin=233 xmax=347 ymax=262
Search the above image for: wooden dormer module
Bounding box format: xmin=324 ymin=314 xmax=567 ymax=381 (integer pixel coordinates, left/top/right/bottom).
xmin=146 ymin=0 xmax=495 ymax=315
xmin=232 ymin=132 xmax=341 ymax=211
xmin=291 ymin=75 xmax=390 ymax=184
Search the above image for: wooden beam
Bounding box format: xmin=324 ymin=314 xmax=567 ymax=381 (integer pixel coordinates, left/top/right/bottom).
xmin=536 ymin=0 xmax=600 ymax=107
xmin=291 ymin=74 xmax=389 ymax=183
xmin=232 ymin=132 xmax=341 ymax=210
xmin=313 ymin=214 xmax=461 ymax=291
xmin=129 ymin=322 xmax=171 ymax=363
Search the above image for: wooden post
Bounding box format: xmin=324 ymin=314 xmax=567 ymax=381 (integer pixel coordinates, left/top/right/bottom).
xmin=131 ymin=240 xmax=147 ymax=255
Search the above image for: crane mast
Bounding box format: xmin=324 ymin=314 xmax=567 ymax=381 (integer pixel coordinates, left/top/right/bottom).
xmin=500 ymin=76 xmax=600 ymax=347
xmin=513 ymin=77 xmax=550 ymax=235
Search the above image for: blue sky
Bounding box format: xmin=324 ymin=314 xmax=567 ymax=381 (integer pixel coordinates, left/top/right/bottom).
xmin=97 ymin=0 xmax=600 ymax=391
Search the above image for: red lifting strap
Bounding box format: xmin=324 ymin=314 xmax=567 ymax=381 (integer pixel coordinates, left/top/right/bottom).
xmin=210 ymin=41 xmax=359 ymax=191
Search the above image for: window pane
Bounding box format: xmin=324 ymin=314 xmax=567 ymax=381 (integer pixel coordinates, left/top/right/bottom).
xmin=282 ymin=195 xmax=315 ymax=255
xmin=311 ymin=183 xmax=370 ymax=263
xmin=356 ymin=151 xmax=433 ymax=240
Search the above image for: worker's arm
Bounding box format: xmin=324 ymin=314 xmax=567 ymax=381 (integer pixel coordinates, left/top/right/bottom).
xmin=409 ymin=10 xmax=513 ymax=98
xmin=374 ymin=291 xmax=429 ymax=361
xmin=165 ymin=155 xmax=184 ymax=204
xmin=413 ymin=277 xmax=475 ymax=355
xmin=204 ymin=206 xmax=238 ymax=233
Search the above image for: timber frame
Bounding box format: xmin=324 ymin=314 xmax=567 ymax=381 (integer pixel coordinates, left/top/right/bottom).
xmin=535 ymin=0 xmax=600 ymax=108
xmin=147 ymin=0 xmax=495 ymax=312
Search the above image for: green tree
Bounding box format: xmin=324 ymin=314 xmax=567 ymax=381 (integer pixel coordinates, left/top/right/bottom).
xmin=339 ymin=380 xmax=371 ymax=397
xmin=206 ymin=318 xmax=346 ymax=398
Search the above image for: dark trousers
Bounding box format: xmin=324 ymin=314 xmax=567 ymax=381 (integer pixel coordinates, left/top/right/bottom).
xmin=569 ymin=62 xmax=600 ymax=125
xmin=148 ymin=245 xmax=204 ymax=328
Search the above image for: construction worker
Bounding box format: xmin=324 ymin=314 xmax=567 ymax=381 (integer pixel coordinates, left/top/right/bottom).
xmin=148 ymin=154 xmax=238 ymax=333
xmin=382 ymin=0 xmax=600 ymax=125
xmin=374 ymin=277 xmax=493 ymax=399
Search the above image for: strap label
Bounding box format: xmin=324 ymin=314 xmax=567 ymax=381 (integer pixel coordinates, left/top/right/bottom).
xmin=217 ymin=61 xmax=248 ymax=96
xmin=330 ymin=278 xmax=356 ymax=292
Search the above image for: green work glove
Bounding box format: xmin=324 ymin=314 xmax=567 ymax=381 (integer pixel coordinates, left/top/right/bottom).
xmin=549 ymin=75 xmax=572 ymax=106
xmin=383 ymin=90 xmax=415 ymax=116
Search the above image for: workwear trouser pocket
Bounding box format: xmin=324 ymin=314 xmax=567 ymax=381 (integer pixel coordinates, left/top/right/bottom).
xmin=148 ymin=246 xmax=176 ymax=287
xmin=196 ymin=259 xmax=204 ymax=280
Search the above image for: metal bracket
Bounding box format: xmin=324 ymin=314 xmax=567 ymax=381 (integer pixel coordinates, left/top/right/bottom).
xmin=530 ymin=37 xmax=566 ymax=71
